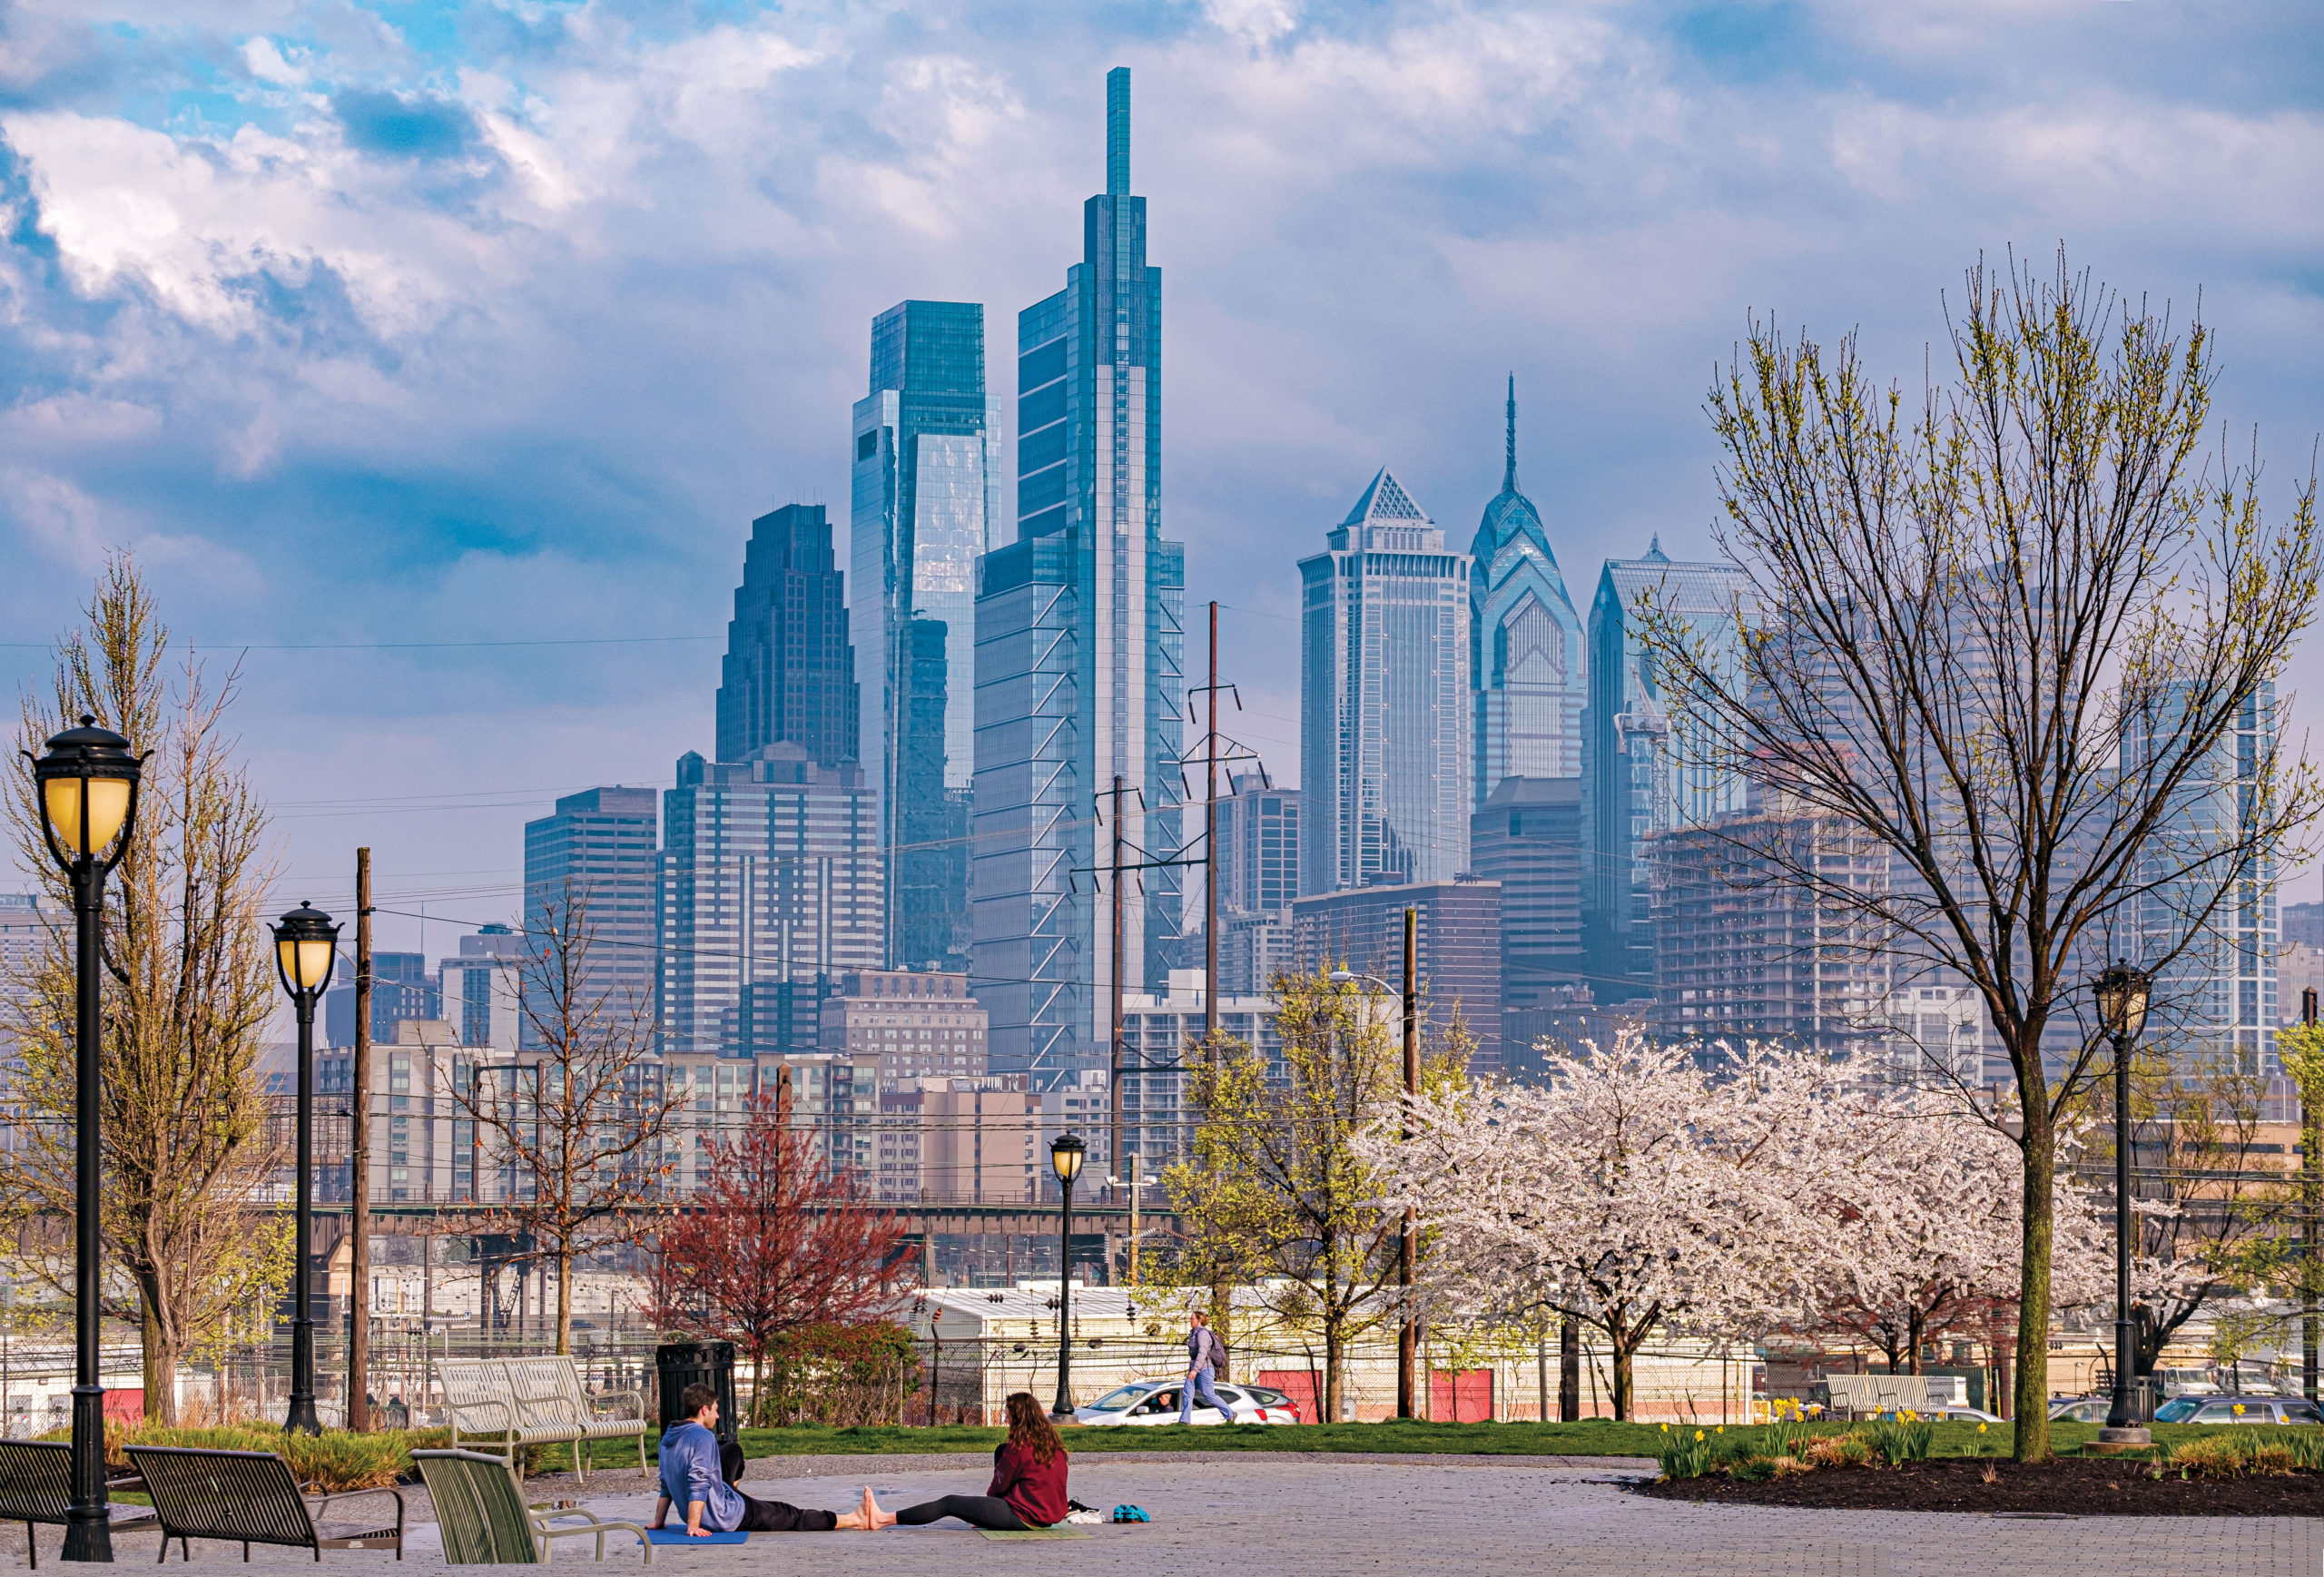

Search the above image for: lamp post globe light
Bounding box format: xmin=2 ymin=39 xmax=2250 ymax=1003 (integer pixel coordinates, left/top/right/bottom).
xmin=271 ymin=902 xmax=340 ymax=1436
xmin=2094 ymin=960 xmax=2153 ymax=1444
xmin=1049 ymin=1132 xmax=1085 ymax=1421
xmin=25 ymin=717 xmax=143 ymax=1563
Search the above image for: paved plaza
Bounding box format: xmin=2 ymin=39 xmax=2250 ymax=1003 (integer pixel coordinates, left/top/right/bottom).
xmin=18 ymin=1454 xmax=2319 ymax=1575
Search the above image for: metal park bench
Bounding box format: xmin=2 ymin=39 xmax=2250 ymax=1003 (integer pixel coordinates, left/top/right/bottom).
xmin=124 ymin=1444 xmax=404 ymax=1563
xmin=439 ymin=1356 xmax=650 ymax=1483
xmin=0 ymin=1439 xmax=157 ymax=1568
xmin=413 ymin=1450 xmax=651 ymax=1565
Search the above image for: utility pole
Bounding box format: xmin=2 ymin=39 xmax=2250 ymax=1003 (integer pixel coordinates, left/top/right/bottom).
xmin=1109 ymin=774 xmax=1127 ymax=1210
xmin=1205 ymin=601 xmax=1220 ymax=1039
xmin=349 ymin=848 xmax=374 ymax=1431
xmin=1395 ymin=907 xmax=1418 ymax=1418
xmin=2307 ymin=987 xmax=2319 ymax=1404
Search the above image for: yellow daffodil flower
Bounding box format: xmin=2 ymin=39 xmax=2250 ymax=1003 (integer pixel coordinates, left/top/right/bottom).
xmin=1694 ymin=1430 xmax=1705 ymax=1441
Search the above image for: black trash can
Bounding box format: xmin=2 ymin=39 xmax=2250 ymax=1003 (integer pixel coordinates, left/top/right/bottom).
xmin=656 ymin=1341 xmax=740 ymax=1446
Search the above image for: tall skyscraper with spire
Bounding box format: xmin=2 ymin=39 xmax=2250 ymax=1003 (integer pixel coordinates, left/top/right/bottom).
xmin=1300 ymin=469 xmax=1473 ymax=893
xmin=973 ymin=67 xmax=1186 ymax=1084
xmin=852 ymin=302 xmax=997 ymax=973
xmin=1471 ymin=379 xmax=1584 ymax=802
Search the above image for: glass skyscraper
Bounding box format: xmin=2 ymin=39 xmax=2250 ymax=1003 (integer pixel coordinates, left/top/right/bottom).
xmin=1581 ymin=542 xmax=1749 ymax=991
xmin=852 ymin=302 xmax=998 ymax=972
xmin=1300 ymin=469 xmax=1473 ymax=893
xmin=716 ymin=504 xmax=859 ymax=769
xmin=973 ymin=67 xmax=1186 ymax=1085
xmin=1471 ymin=379 xmax=1584 ymax=800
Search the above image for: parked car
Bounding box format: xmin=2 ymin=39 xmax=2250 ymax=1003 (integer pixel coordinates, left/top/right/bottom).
xmin=2049 ymin=1396 xmax=2110 ymax=1423
xmin=1869 ymin=1405 xmax=2004 ymax=1424
xmin=2153 ymin=1394 xmax=2324 ymax=1424
xmin=2152 ymin=1367 xmax=2219 ymax=1398
xmin=1074 ymin=1378 xmax=1303 ymax=1427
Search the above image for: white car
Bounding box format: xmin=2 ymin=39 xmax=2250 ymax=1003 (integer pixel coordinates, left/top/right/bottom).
xmin=1074 ymin=1377 xmax=1303 ymax=1426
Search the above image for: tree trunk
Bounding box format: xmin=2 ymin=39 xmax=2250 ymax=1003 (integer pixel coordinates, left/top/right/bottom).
xmin=556 ymin=1246 xmax=573 ymax=1355
xmin=2014 ymin=1111 xmax=2055 ymax=1459
xmin=1906 ymin=1308 xmax=1926 ymax=1376
xmin=1610 ymin=1340 xmax=1633 ymax=1423
xmin=139 ymin=1277 xmax=178 ymax=1426
xmin=1324 ymin=1326 xmax=1344 ymax=1424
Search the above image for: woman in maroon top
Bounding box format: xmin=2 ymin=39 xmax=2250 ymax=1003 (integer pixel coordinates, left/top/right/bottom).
xmin=864 ymin=1393 xmax=1069 ymax=1532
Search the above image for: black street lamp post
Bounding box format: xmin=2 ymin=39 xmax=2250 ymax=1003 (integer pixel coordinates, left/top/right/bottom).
xmin=271 ymin=902 xmax=340 ymax=1435
xmin=2094 ymin=961 xmax=2153 ymax=1447
xmin=26 ymin=717 xmax=144 ymax=1563
xmin=1049 ymin=1132 xmax=1085 ymax=1421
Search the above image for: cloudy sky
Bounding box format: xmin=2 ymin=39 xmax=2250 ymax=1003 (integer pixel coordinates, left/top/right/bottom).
xmin=0 ymin=0 xmax=2318 ymax=956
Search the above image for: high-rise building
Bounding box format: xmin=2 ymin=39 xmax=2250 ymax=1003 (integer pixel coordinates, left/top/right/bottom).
xmin=1469 ymin=775 xmax=1583 ymax=1004
xmin=2133 ymin=682 xmax=2280 ymax=1073
xmin=974 ymin=66 xmax=1187 ymax=1086
xmin=437 ymin=925 xmax=524 ymax=1054
xmin=716 ymin=504 xmax=858 ymax=769
xmin=1581 ymin=543 xmax=1750 ymax=991
xmin=323 ymin=951 xmax=438 ymax=1049
xmin=1119 ymin=970 xmax=1284 ymax=1173
xmin=658 ymin=746 xmax=882 ymax=1060
xmin=1216 ymin=775 xmax=1300 ymax=918
xmin=0 ymin=893 xmax=55 ymax=978
xmin=821 ymin=969 xmax=989 ymax=1083
xmin=852 ymin=303 xmax=997 ymax=973
xmin=521 ymin=784 xmax=660 ymax=1035
xmin=1291 ymin=879 xmax=1502 ymax=1075
xmin=1471 ymin=379 xmax=1584 ymax=803
xmin=1299 ymin=470 xmax=1473 ymax=895
xmin=1649 ymin=807 xmax=1895 ymax=1060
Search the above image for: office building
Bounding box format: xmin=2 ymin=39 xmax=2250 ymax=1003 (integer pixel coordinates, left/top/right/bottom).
xmin=852 ymin=303 xmax=998 ymax=973
xmin=0 ymin=893 xmax=54 ymax=978
xmin=2285 ymin=902 xmax=2324 ymax=950
xmin=1119 ymin=971 xmax=1284 ymax=1172
xmin=1581 ymin=543 xmax=1751 ymax=991
xmin=1300 ymin=470 xmax=1473 ymax=894
xmin=522 ymin=785 xmax=660 ymax=1033
xmin=716 ymin=503 xmax=859 ymax=769
xmin=2133 ymin=683 xmax=2279 ymax=1072
xmin=1469 ymin=775 xmax=1583 ymax=1004
xmin=658 ymin=746 xmax=882 ymax=1060
xmin=1291 ymin=881 xmax=1502 ymax=1075
xmin=323 ymin=951 xmax=438 ymax=1050
xmin=974 ymin=67 xmax=1187 ymax=1086
xmin=821 ymin=969 xmax=990 ymax=1082
xmin=1649 ymin=808 xmax=1894 ymax=1059
xmin=437 ymin=925 xmax=525 ymax=1054
xmin=1502 ymin=986 xmax=1645 ymax=1085
xmin=1218 ymin=910 xmax=1297 ymax=996
xmin=1216 ymin=775 xmax=1300 ymax=916
xmin=1471 ymin=379 xmax=1584 ymax=802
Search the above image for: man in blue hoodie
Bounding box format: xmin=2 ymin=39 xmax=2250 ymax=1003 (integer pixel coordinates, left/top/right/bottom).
xmin=652 ymin=1385 xmax=872 ymax=1534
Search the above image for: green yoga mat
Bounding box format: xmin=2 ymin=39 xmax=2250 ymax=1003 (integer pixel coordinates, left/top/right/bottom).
xmin=979 ymin=1529 xmax=1092 ymax=1540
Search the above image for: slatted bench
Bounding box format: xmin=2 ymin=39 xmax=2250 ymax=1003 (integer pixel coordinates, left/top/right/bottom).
xmin=414 ymin=1450 xmax=650 ymax=1565
xmin=439 ymin=1356 xmax=649 ymax=1482
xmin=0 ymin=1439 xmax=157 ymax=1567
xmin=125 ymin=1445 xmax=404 ymax=1563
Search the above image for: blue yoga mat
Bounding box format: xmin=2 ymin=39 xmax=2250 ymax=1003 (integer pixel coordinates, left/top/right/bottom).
xmin=645 ymin=1529 xmax=750 ymax=1545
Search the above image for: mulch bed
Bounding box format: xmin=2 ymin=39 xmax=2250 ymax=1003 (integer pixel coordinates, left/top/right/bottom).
xmin=1637 ymin=1455 xmax=2324 ymax=1516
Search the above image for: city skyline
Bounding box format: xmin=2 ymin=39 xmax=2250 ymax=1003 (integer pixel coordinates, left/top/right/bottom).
xmin=0 ymin=5 xmax=2312 ymax=971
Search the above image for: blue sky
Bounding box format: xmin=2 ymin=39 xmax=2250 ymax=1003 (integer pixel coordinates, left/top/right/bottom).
xmin=0 ymin=0 xmax=2319 ymax=954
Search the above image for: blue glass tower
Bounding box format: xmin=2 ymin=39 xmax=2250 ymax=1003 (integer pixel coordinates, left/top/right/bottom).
xmin=1471 ymin=379 xmax=1584 ymax=801
xmin=973 ymin=67 xmax=1186 ymax=1085
xmin=716 ymin=504 xmax=858 ymax=769
xmin=1581 ymin=541 xmax=1749 ymax=991
xmin=852 ymin=302 xmax=996 ymax=972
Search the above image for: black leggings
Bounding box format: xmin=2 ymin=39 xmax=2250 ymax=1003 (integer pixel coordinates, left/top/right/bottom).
xmin=894 ymin=1494 xmax=1030 ymax=1531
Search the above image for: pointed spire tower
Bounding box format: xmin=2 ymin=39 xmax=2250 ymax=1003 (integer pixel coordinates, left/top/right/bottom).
xmin=1470 ymin=377 xmax=1585 ymax=804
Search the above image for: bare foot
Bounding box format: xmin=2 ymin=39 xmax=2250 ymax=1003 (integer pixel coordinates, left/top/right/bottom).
xmin=861 ymin=1488 xmax=897 ymax=1532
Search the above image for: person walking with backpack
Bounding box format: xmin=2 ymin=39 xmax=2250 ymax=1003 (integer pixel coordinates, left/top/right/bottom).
xmin=1178 ymin=1308 xmax=1246 ymax=1424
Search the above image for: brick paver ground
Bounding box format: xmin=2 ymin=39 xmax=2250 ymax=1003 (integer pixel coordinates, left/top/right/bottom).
xmin=16 ymin=1454 xmax=2319 ymax=1574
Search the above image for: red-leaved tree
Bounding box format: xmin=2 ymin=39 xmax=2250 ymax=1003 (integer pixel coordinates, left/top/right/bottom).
xmin=648 ymin=1090 xmax=908 ymax=1422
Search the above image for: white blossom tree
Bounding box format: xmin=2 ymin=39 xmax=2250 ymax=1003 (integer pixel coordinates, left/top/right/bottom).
xmin=1364 ymin=1029 xmax=1850 ymax=1419
xmin=1812 ymin=1100 xmax=2111 ymax=1375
